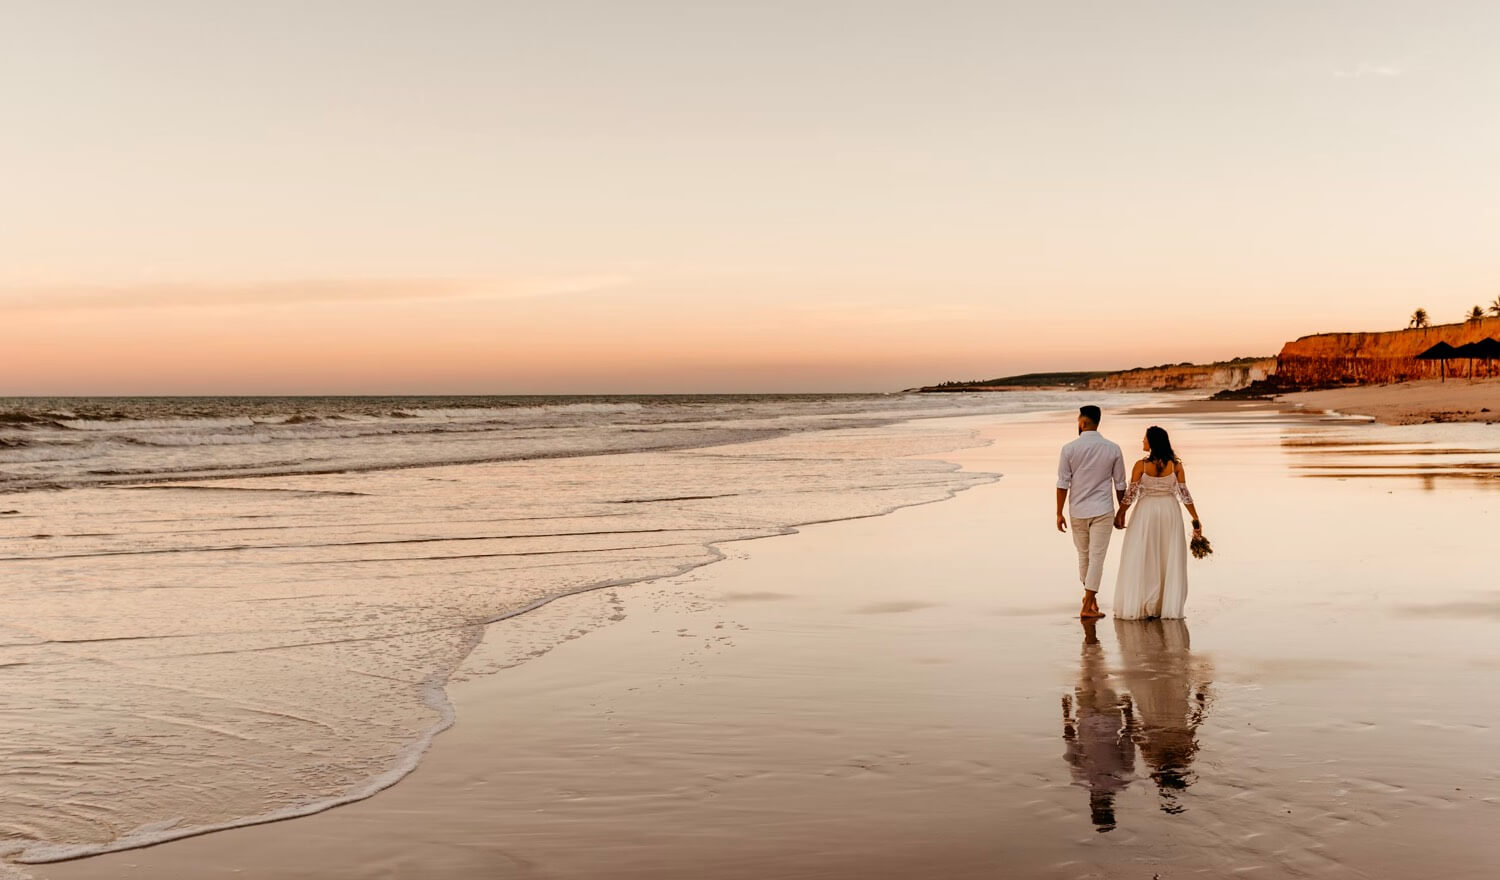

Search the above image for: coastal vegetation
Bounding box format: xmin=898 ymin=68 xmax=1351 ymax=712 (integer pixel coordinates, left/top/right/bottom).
xmin=919 ymin=358 xmax=1271 ymax=393
xmin=918 ymin=371 xmax=1108 ymax=391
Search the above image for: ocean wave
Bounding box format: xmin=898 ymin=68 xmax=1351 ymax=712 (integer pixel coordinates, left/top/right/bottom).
xmin=10 ymin=418 xmax=501 ymax=457
xmin=3 ymin=419 xmax=1003 ymax=867
xmin=5 ymin=398 xmax=741 ymax=437
xmin=0 ymin=411 xmax=72 ymax=425
xmin=11 ymin=673 xmax=458 ymax=866
xmin=105 ymin=422 xmax=497 ymax=448
xmin=0 ymin=414 xmax=73 ymax=431
xmin=119 ymin=433 xmax=276 ymax=448
xmin=0 ymin=441 xmax=104 ymax=464
xmin=58 ymin=416 xmax=260 ymax=432
xmin=386 ymin=402 xmax=648 ymax=420
xmin=510 ymin=401 xmax=647 ymax=414
xmin=0 ymin=392 xmax=1113 ymax=494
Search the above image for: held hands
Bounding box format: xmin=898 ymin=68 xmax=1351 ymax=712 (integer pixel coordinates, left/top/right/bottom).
xmin=1113 ymin=509 xmax=1127 ymax=530
xmin=1056 ymin=514 xmax=1068 ymax=533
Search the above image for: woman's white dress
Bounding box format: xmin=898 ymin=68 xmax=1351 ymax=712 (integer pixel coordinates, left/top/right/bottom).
xmin=1113 ymin=470 xmax=1192 ymax=620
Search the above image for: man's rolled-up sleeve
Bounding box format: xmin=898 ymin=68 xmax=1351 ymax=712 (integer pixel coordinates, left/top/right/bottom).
xmin=1056 ymin=448 xmax=1073 ymax=490
xmin=1112 ymin=449 xmax=1127 ymax=491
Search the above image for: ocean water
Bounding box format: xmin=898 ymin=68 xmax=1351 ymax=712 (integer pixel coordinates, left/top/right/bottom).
xmin=1 ymin=394 xmax=1029 ymax=493
xmin=0 ymin=392 xmax=1098 ymax=867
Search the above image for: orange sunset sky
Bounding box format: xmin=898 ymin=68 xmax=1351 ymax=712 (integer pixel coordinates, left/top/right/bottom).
xmin=5 ymin=2 xmax=1499 ymax=394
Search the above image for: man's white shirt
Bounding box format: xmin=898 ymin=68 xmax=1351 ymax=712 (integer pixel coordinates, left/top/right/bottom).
xmin=1057 ymin=430 xmax=1127 ymax=518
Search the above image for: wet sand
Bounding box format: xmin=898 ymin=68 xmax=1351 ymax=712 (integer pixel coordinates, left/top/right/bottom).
xmin=35 ymin=405 xmax=1500 ymax=879
xmin=1286 ymin=378 xmax=1500 ymax=425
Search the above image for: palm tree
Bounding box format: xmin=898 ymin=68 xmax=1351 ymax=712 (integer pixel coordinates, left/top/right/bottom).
xmin=1409 ymin=308 xmax=1429 ymax=329
xmin=1489 ymin=296 xmax=1500 ymax=317
xmin=1468 ymin=305 xmax=1486 ymax=322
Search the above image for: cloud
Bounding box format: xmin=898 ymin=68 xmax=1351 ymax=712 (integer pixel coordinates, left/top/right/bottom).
xmin=0 ymin=274 xmax=633 ymax=312
xmin=1333 ymin=62 xmax=1403 ymax=79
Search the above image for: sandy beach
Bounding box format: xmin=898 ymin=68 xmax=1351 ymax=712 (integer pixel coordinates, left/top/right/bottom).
xmin=1285 ymin=378 xmax=1500 ymax=425
xmin=12 ymin=2 xmax=1500 ymax=876
xmin=27 ymin=400 xmax=1500 ymax=879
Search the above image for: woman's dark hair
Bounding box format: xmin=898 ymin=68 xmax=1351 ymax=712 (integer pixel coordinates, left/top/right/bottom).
xmin=1145 ymin=426 xmax=1178 ymax=469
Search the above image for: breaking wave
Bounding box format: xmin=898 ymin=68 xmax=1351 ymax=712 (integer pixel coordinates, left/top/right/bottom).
xmin=0 ymin=393 xmax=1086 ymax=492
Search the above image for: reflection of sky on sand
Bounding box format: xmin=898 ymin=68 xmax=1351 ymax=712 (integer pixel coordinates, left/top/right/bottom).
xmin=1133 ymin=397 xmax=1500 ymax=488
xmin=1063 ymin=619 xmax=1211 ymax=832
xmin=1281 ymin=421 xmax=1500 ymax=488
xmin=1395 ymin=591 xmax=1500 ymax=619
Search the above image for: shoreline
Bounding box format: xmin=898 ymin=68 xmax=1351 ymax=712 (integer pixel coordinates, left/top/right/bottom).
xmin=34 ymin=402 xmax=1500 ymax=879
xmin=7 ymin=396 xmax=1050 ymax=873
xmin=23 ymin=412 xmax=1018 ymax=879
xmin=4 ymin=416 xmax=1006 ymax=870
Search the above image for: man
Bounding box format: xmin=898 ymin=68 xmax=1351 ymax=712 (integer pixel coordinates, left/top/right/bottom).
xmin=1062 ymin=618 xmax=1135 ymax=832
xmin=1055 ymin=404 xmax=1127 ymax=619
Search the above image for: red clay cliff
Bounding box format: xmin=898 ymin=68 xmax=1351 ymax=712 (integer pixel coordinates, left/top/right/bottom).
xmin=1276 ymin=317 xmax=1500 ymax=386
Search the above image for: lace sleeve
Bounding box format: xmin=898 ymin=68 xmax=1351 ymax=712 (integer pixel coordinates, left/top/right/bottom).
xmin=1122 ymin=482 xmax=1140 ymax=506
xmin=1175 ymin=483 xmax=1195 ymax=506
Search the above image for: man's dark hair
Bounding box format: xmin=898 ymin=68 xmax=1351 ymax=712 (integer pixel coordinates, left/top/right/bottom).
xmin=1079 ymin=405 xmax=1101 ymax=427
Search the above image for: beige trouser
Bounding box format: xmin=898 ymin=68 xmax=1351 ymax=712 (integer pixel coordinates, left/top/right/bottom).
xmin=1070 ymin=513 xmax=1115 ymax=594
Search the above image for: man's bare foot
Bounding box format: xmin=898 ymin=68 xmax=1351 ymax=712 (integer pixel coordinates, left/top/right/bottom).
xmin=1081 ymin=607 xmax=1105 ymax=619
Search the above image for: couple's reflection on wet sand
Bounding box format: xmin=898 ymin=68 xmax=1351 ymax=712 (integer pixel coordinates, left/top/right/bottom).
xmin=1061 ymin=619 xmax=1211 ymax=832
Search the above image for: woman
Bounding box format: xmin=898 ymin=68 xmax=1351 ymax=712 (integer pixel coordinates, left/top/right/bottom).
xmin=1113 ymin=618 xmax=1212 ymax=816
xmin=1111 ymin=426 xmax=1202 ymax=619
